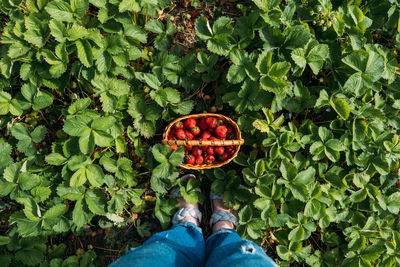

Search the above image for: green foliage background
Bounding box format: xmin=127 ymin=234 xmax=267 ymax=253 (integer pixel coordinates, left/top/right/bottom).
xmin=1 ymin=0 xmax=400 ymax=266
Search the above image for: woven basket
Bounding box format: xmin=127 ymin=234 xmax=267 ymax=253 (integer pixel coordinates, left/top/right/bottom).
xmin=162 ymin=113 xmax=245 ymax=169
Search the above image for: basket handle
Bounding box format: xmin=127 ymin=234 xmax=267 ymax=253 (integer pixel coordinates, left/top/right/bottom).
xmin=162 ymin=139 xmax=244 ymax=146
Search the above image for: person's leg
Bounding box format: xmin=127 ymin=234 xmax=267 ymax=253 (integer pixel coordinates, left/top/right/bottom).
xmin=205 ymin=197 xmax=277 ymax=267
xmin=110 ymin=174 xmax=205 ymax=267
xmin=205 ymin=229 xmax=277 ymax=267
xmin=110 ymin=221 xmax=205 ymax=267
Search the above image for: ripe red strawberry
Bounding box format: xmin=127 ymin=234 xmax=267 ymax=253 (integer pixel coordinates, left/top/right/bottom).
xmin=185 ymin=130 xmax=194 ymax=140
xmin=195 ymin=155 xmax=204 ymax=165
xmin=205 ymin=155 xmax=215 ymax=164
xmin=201 ymin=146 xmax=208 ymax=151
xmin=206 ymin=147 xmax=214 ymax=155
xmin=191 ymin=126 xmax=200 ymax=135
xmin=223 ymin=153 xmax=229 ymax=161
xmin=215 ymin=125 xmax=228 ymax=138
xmin=184 ymin=118 xmax=196 ymax=129
xmin=199 ymin=118 xmax=208 ymax=130
xmin=185 ymin=155 xmax=195 ymax=164
xmin=201 ymin=131 xmax=212 ymax=140
xmin=226 ymin=126 xmax=233 ymax=135
xmin=170 ymin=145 xmax=178 ymax=151
xmin=184 ymin=145 xmax=192 ymax=151
xmin=205 ymin=117 xmax=217 ymax=128
xmin=226 ymin=146 xmax=235 ymax=155
xmin=174 ymin=121 xmax=184 ymax=129
xmin=175 ymin=129 xmax=186 ymax=139
xmin=214 ymin=146 xmax=224 ymax=156
xmin=209 ymin=136 xmax=219 ymax=141
xmin=192 ymin=147 xmax=202 ymax=157
xmin=192 ymin=10 xmax=197 ymax=17
xmin=184 ymin=150 xmax=189 ymax=156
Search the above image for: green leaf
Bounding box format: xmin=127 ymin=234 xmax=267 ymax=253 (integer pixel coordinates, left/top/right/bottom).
xmin=293 ymin=167 xmax=315 ymax=186
xmin=169 ymin=147 xmax=184 ymax=166
xmin=124 ymin=24 xmax=147 ymax=43
xmin=63 ymin=116 xmax=91 ymax=136
xmin=70 ymin=168 xmax=87 ymax=187
xmin=19 ymin=173 xmax=40 ymax=190
xmin=195 ymin=17 xmax=213 ymax=40
xmin=239 ymin=205 xmax=253 ymax=223
xmin=72 ymin=198 xmax=92 ymax=227
xmin=71 ymin=0 xmax=88 ymax=17
xmin=280 ymin=160 xmax=297 ymax=180
xmin=227 ymin=65 xmax=246 ymax=84
xmin=0 ymin=91 xmax=11 ymax=115
xmin=49 ymin=20 xmax=67 ymax=42
xmin=119 ymin=0 xmax=140 ymax=13
xmin=289 ymin=225 xmax=304 ymax=241
xmin=145 ymin=20 xmax=164 ymax=34
xmin=350 ymin=188 xmax=367 ymax=203
xmin=325 ymin=139 xmax=345 ymax=152
xmin=318 ymin=127 xmax=333 ymax=142
xmin=76 ymin=39 xmax=93 ymax=67
xmin=331 ymin=98 xmax=350 ymax=119
xmin=85 ymin=189 xmax=106 ymax=215
xmin=86 ymin=164 xmax=104 ymax=187
xmin=353 ymin=173 xmax=370 ymax=188
xmin=32 ymin=95 xmax=53 ymax=111
xmin=268 ymin=62 xmax=291 ymax=78
xmin=45 ymin=0 xmax=74 ymax=22
xmin=15 ymin=248 xmax=44 ymax=266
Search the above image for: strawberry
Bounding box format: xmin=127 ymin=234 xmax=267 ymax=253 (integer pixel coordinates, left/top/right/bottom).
xmin=185 ymin=130 xmax=194 ymax=140
xmin=201 ymin=131 xmax=212 ymax=140
xmin=191 ymin=126 xmax=200 ymax=135
xmin=184 ymin=150 xmax=189 ymax=156
xmin=185 ymin=155 xmax=195 ymax=164
xmin=195 ymin=155 xmax=204 ymax=165
xmin=199 ymin=118 xmax=208 ymax=130
xmin=97 ymin=229 xmax=104 ymax=235
xmin=205 ymin=117 xmax=217 ymax=128
xmin=215 ymin=125 xmax=228 ymax=138
xmin=226 ymin=146 xmax=235 ymax=155
xmin=175 ymin=129 xmax=186 ymax=139
xmin=174 ymin=121 xmax=184 ymax=129
xmin=192 ymin=147 xmax=202 ymax=157
xmin=170 ymin=145 xmax=178 ymax=151
xmin=226 ymin=125 xmax=233 ymax=135
xmin=184 ymin=145 xmax=192 ymax=151
xmin=192 ymin=10 xmax=197 ymax=17
xmin=214 ymin=146 xmax=224 ymax=156
xmin=223 ymin=153 xmax=229 ymax=161
xmin=205 ymin=155 xmax=215 ymax=164
xmin=209 ymin=136 xmax=219 ymax=141
xmin=184 ymin=118 xmax=197 ymax=129
xmin=206 ymin=147 xmax=214 ymax=155
xmin=201 ymin=146 xmax=208 ymax=151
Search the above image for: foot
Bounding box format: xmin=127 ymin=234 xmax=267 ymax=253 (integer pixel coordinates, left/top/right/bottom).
xmin=176 ymin=197 xmax=200 ymax=226
xmin=211 ymin=198 xmax=235 ymax=232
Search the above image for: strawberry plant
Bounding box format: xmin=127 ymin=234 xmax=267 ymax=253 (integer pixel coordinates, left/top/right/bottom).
xmin=1 ymin=0 xmax=400 ymax=266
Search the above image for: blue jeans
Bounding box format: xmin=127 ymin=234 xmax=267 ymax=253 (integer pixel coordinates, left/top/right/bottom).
xmin=109 ymin=222 xmax=277 ymax=267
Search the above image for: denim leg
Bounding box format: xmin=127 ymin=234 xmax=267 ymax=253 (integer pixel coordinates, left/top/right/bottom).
xmin=109 ymin=222 xmax=205 ymax=267
xmin=205 ymin=229 xmax=278 ymax=267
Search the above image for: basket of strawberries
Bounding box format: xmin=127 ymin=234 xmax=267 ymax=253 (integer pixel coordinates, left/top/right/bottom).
xmin=162 ymin=113 xmax=245 ymax=169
